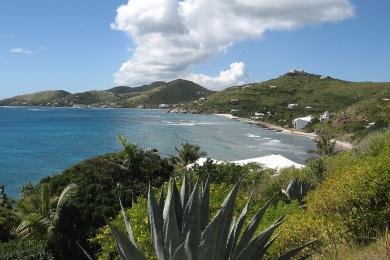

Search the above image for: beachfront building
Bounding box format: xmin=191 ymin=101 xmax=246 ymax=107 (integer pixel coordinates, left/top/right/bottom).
xmin=320 ymin=111 xmax=330 ymax=121
xmin=293 ymin=116 xmax=313 ymax=129
xmin=187 ymin=155 xmax=304 ymax=171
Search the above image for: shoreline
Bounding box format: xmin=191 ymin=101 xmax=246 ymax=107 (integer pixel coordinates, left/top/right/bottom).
xmin=216 ymin=113 xmax=353 ymax=150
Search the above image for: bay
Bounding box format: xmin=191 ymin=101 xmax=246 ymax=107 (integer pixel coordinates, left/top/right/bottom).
xmin=0 ymin=107 xmax=315 ymax=197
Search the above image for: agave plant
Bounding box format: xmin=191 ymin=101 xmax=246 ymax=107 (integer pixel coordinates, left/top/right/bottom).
xmin=106 ymin=175 xmax=315 ymax=260
xmin=282 ymin=179 xmax=312 ymax=204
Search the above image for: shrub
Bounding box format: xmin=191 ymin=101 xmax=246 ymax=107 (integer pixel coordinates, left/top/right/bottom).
xmin=0 ymin=207 xmax=20 ymax=242
xmin=0 ymin=238 xmax=54 ymax=260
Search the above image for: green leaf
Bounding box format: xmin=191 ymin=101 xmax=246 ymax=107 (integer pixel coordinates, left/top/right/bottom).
xmin=105 ymin=218 xmax=146 ymax=260
xmin=148 ymin=184 xmax=167 ymax=260
xmin=276 ymin=240 xmax=317 ymax=260
xmin=234 ymin=196 xmax=272 ymax=258
xmin=237 ymin=220 xmax=283 ymax=260
xmin=119 ymin=196 xmax=137 ymax=247
xmin=163 ymin=179 xmax=183 ymax=258
xmin=182 ymin=181 xmax=201 ymax=259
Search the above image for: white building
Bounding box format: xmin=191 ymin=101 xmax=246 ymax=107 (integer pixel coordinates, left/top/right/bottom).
xmin=187 ymin=155 xmax=304 ymax=171
xmin=287 ymin=103 xmax=298 ymax=109
xmin=320 ymin=111 xmax=330 ymax=121
xmin=293 ymin=116 xmax=313 ymax=129
xmin=159 ymin=104 xmax=170 ymax=109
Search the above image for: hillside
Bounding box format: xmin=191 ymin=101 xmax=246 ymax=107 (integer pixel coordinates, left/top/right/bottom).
xmin=0 ymin=79 xmax=214 ymax=108
xmin=179 ymin=71 xmax=390 ymax=140
xmin=0 ymin=90 xmax=70 ymax=106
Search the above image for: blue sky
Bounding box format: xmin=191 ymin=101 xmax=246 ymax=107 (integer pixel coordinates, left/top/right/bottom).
xmin=0 ymin=0 xmax=389 ymax=99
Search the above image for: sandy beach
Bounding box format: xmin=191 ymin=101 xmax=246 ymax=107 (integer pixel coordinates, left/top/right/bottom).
xmin=216 ymin=114 xmax=353 ymax=150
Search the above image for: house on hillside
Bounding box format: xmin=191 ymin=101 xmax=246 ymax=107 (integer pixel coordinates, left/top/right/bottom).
xmin=287 ymin=103 xmax=298 ymax=109
xmin=230 ymin=98 xmax=240 ymax=105
xmin=159 ymin=104 xmax=170 ymax=109
xmin=293 ymin=116 xmax=313 ymax=129
xmin=320 ymin=111 xmax=330 ymax=121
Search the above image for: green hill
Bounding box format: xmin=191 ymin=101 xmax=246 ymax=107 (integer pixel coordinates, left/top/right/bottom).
xmin=181 ymin=71 xmax=390 ymax=140
xmin=0 ymin=90 xmax=71 ymax=106
xmin=0 ymin=80 xmax=214 ymax=108
xmin=108 ymin=81 xmax=166 ymax=94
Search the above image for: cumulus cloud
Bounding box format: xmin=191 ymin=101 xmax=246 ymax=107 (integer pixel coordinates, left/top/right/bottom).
xmin=10 ymin=48 xmax=34 ymax=54
xmin=112 ymin=0 xmax=354 ymax=88
xmin=185 ymin=62 xmax=248 ymax=90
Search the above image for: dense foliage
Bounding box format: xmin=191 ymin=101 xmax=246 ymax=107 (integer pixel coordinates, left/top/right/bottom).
xmin=0 ymin=238 xmax=54 ymax=260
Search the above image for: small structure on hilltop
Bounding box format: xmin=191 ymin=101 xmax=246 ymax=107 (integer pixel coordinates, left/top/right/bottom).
xmin=320 ymin=111 xmax=330 ymax=121
xmin=293 ymin=116 xmax=313 ymax=129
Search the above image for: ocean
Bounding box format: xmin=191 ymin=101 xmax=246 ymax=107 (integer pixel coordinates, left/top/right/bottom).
xmin=0 ymin=107 xmax=316 ymax=197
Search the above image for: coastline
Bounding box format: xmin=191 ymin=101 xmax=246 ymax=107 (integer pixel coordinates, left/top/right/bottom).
xmin=216 ymin=113 xmax=354 ymax=150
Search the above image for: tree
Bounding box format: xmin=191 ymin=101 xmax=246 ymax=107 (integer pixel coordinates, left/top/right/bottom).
xmin=14 ymin=183 xmax=77 ymax=239
xmin=175 ymin=142 xmax=207 ymax=165
xmin=308 ymin=131 xmax=336 ymax=156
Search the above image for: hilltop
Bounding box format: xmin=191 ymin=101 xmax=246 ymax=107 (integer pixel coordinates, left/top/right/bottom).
xmin=178 ymin=71 xmax=390 ymax=140
xmin=0 ymin=79 xmax=214 ymax=108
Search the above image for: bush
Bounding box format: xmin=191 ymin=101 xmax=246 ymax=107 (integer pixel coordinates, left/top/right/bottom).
xmin=0 ymin=238 xmax=54 ymax=260
xmin=0 ymin=207 xmax=20 ymax=242
xmin=22 ymin=144 xmax=173 ymax=259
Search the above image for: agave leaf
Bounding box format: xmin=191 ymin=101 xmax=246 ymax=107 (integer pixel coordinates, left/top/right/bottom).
xmin=163 ymin=179 xmax=183 ymax=258
xmin=237 ymin=220 xmax=283 ymax=260
xmin=200 ymin=182 xmax=240 ymax=260
xmin=172 ymin=178 xmax=183 ymax=231
xmin=276 ymin=240 xmax=317 ymax=260
xmin=119 ymin=196 xmax=137 ymax=247
xmin=105 ymin=217 xmax=146 ymax=260
xmin=199 ymin=175 xmax=210 ymax=231
xmin=224 ymin=217 xmax=236 ymax=260
xmin=227 ymin=192 xmax=253 ymax=259
xmin=182 ymin=181 xmax=201 ymax=259
xmin=172 ymin=242 xmax=187 ymax=260
xmin=180 ymin=174 xmax=190 ymax=210
xmin=148 ymin=184 xmax=167 ymax=260
xmin=234 ymin=196 xmax=272 ymax=258
xmin=159 ymin=183 xmax=165 ymax=212
xmin=76 ymin=241 xmax=93 ymax=260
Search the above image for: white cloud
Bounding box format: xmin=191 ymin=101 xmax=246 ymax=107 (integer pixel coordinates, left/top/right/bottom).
xmin=112 ymin=0 xmax=354 ymax=88
xmin=10 ymin=48 xmax=34 ymax=55
xmin=185 ymin=62 xmax=248 ymax=90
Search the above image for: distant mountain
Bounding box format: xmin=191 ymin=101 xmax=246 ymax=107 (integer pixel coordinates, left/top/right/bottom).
xmin=0 ymin=80 xmax=215 ymax=108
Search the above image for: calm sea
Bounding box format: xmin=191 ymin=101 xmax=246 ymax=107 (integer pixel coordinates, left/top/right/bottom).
xmin=0 ymin=107 xmax=315 ymax=197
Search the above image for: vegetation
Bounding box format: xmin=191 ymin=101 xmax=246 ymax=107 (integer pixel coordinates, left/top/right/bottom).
xmin=101 ymin=176 xmax=314 ymax=260
xmin=0 ymin=238 xmax=54 ymax=260
xmin=174 ymin=142 xmax=207 ymax=166
xmin=1 ymin=130 xmax=390 ymax=259
xmin=180 ymin=71 xmax=390 ymax=140
xmin=0 ymin=79 xmax=214 ymax=108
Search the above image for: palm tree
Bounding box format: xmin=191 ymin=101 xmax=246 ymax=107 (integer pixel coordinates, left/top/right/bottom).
xmin=308 ymin=132 xmax=336 ymax=156
xmin=175 ymin=142 xmax=207 ymax=165
xmin=14 ymin=183 xmax=77 ymax=239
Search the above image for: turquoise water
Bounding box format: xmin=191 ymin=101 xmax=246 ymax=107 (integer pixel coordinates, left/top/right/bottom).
xmin=0 ymin=107 xmax=315 ymax=197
